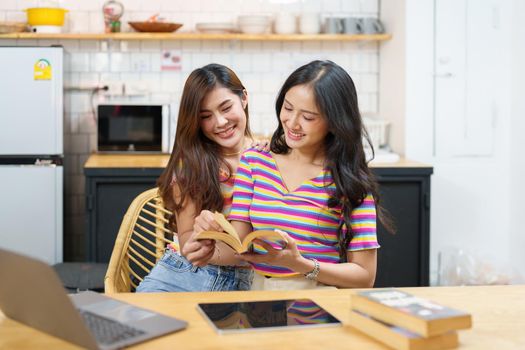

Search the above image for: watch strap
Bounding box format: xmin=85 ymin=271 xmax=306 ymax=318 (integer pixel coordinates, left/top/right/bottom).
xmin=304 ymin=258 xmax=320 ymax=280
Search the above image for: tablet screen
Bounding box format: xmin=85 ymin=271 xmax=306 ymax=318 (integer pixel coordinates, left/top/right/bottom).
xmin=197 ymin=299 xmax=342 ymax=333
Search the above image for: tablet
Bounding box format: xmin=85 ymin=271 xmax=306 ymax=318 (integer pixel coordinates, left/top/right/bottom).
xmin=197 ymin=299 xmax=342 ymax=334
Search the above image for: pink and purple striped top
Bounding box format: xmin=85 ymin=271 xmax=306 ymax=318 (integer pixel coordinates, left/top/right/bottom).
xmin=229 ymin=149 xmax=380 ymax=277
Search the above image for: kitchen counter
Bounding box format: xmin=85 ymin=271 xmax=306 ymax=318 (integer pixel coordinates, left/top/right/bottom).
xmin=84 ymin=154 xmax=170 ymax=169
xmin=84 ymin=153 xmax=432 ymax=169
xmin=83 ymin=153 xmax=433 ymax=288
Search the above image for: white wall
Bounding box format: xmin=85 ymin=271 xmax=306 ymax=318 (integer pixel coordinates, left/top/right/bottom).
xmin=510 ymin=0 xmax=525 ymax=280
xmin=0 ymin=0 xmax=382 ymax=260
xmin=404 ymin=0 xmax=435 ymax=162
xmin=399 ymin=0 xmax=521 ymax=284
xmin=378 ymin=0 xmax=406 ymax=155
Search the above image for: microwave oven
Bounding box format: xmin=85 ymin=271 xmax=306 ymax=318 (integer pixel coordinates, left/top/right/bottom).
xmin=97 ymin=103 xmax=172 ymax=153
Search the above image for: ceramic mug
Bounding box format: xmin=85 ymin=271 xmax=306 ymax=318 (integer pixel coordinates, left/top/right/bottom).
xmin=299 ymin=13 xmax=320 ymax=34
xmin=324 ymin=17 xmax=342 ymax=34
xmin=342 ymin=17 xmax=362 ymax=34
xmin=360 ymin=17 xmax=384 ymax=34
xmin=274 ymin=13 xmax=296 ymax=34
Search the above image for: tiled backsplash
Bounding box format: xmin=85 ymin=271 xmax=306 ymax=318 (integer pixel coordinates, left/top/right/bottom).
xmin=0 ymin=0 xmax=380 ymax=261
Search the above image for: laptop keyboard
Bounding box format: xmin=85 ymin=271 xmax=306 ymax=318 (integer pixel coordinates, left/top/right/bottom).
xmin=79 ymin=310 xmax=146 ymax=345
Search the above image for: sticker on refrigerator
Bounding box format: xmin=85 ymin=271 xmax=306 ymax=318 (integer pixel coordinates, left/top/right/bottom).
xmin=34 ymin=59 xmax=52 ymax=80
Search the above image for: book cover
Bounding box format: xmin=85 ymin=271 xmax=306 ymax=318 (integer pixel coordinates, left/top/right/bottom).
xmin=349 ymin=310 xmax=459 ymax=350
xmin=351 ymin=289 xmax=472 ymax=337
xmin=196 ymin=212 xmax=286 ymax=253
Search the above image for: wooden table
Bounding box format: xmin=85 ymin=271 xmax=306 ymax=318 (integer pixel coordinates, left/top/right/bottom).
xmin=1 ymin=285 xmax=524 ymax=349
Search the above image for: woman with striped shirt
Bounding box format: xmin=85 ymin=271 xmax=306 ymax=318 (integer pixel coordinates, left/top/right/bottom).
xmin=192 ymin=60 xmax=392 ymax=289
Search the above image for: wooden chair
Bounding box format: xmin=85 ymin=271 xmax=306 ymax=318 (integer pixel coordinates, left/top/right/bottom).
xmin=104 ymin=188 xmax=178 ymax=293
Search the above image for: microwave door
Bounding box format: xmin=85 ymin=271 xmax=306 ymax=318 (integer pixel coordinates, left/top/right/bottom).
xmin=97 ymin=104 xmax=163 ymax=153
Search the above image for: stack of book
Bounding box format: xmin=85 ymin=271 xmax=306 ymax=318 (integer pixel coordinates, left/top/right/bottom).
xmin=349 ymin=289 xmax=472 ymax=350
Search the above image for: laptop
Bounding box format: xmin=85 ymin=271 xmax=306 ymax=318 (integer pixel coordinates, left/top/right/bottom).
xmin=0 ymin=248 xmax=187 ymax=350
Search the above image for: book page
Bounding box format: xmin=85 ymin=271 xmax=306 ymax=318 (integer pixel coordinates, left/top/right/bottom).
xmin=196 ymin=231 xmax=243 ymax=253
xmin=214 ymin=211 xmax=241 ymax=241
xmin=242 ymin=230 xmax=287 ymax=253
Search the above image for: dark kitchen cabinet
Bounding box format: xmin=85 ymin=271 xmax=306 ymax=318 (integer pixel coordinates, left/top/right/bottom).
xmin=84 ymin=155 xmax=432 ymax=287
xmin=84 ymin=167 xmax=163 ymax=263
xmin=372 ymin=166 xmax=433 ymax=287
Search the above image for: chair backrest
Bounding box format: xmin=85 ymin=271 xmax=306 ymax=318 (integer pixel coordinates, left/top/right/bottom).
xmin=104 ymin=188 xmax=177 ymax=293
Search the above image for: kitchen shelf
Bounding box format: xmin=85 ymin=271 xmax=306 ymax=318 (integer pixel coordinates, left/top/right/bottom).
xmin=0 ymin=32 xmax=391 ymax=41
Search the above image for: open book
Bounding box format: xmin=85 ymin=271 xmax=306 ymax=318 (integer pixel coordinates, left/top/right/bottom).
xmin=195 ymin=212 xmax=286 ymax=253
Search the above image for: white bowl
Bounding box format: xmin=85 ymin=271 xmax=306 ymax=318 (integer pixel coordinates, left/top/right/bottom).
xmin=238 ymin=15 xmax=271 ymax=25
xmin=30 ymin=25 xmax=62 ymax=33
xmin=274 ymin=21 xmax=296 ymax=34
xmin=239 ymin=22 xmax=270 ymax=34
xmin=195 ymin=22 xmax=236 ymax=33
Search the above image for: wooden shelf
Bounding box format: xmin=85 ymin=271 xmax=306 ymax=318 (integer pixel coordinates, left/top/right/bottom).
xmin=0 ymin=32 xmax=392 ymax=41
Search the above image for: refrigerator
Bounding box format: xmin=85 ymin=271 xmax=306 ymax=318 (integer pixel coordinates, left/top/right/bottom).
xmin=0 ymin=47 xmax=63 ymax=264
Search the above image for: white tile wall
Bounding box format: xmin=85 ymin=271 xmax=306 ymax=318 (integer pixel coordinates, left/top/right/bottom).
xmin=0 ymin=0 xmax=380 ymax=260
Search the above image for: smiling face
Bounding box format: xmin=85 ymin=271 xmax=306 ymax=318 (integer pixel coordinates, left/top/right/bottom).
xmin=199 ymin=86 xmax=248 ymax=154
xmin=279 ymin=84 xmax=329 ymax=153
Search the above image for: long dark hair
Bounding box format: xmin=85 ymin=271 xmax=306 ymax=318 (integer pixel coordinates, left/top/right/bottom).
xmin=157 ymin=64 xmax=251 ymax=229
xmin=270 ymin=60 xmax=394 ymax=261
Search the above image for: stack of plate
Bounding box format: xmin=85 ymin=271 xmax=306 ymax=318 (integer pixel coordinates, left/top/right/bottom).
xmin=195 ymin=22 xmax=236 ymax=34
xmin=0 ymin=22 xmax=27 ymax=34
xmin=237 ymin=15 xmax=271 ymax=34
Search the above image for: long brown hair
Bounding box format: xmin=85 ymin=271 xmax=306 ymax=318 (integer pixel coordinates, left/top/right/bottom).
xmin=157 ymin=64 xmax=251 ymax=229
xmin=271 ymin=60 xmax=394 ymax=261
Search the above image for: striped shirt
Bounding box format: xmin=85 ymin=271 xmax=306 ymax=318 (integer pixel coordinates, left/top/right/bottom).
xmin=171 ymin=167 xmax=235 ymax=216
xmin=219 ymin=168 xmax=235 ymax=215
xmin=229 ymin=149 xmax=379 ymax=277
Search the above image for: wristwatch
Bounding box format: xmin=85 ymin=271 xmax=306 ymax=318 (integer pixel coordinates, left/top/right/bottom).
xmin=304 ymin=258 xmax=320 ymax=280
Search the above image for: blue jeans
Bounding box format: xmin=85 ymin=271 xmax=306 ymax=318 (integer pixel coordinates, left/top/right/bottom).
xmin=136 ymin=249 xmax=253 ymax=292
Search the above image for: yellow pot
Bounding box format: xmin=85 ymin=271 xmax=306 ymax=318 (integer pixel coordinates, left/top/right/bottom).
xmin=26 ymin=8 xmax=68 ymax=26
